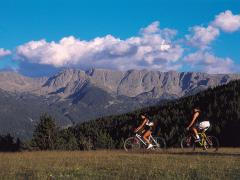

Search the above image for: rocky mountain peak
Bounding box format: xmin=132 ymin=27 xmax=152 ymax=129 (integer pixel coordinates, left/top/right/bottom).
xmin=0 ymin=68 xmax=240 ymax=101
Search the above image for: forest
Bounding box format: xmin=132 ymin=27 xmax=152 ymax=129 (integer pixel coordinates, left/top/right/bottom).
xmin=68 ymin=79 xmax=240 ymax=149
xmin=1 ymin=80 xmax=240 ymax=151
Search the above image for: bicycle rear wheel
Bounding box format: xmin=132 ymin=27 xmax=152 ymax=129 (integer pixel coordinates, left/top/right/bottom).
xmin=205 ymin=136 xmax=219 ymax=152
xmin=181 ymin=136 xmax=194 ymax=152
xmin=124 ymin=137 xmax=141 ymax=152
xmin=152 ymin=137 xmax=166 ymax=151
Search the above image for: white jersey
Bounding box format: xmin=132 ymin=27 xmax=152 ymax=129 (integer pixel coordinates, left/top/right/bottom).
xmin=146 ymin=120 xmax=154 ymax=127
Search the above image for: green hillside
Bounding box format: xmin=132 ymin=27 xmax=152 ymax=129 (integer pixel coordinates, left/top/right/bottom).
xmin=70 ymin=80 xmax=240 ymax=148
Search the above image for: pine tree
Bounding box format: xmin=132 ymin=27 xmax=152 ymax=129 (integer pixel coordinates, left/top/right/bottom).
xmin=56 ymin=129 xmax=79 ymax=150
xmin=31 ymin=114 xmax=59 ymax=150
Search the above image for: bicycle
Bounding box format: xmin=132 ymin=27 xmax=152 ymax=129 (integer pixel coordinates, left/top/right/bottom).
xmin=124 ymin=133 xmax=166 ymax=152
xmin=181 ymin=128 xmax=219 ymax=152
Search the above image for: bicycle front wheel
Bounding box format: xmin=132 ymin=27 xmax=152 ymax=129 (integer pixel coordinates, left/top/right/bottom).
xmin=124 ymin=137 xmax=141 ymax=152
xmin=205 ymin=136 xmax=219 ymax=152
xmin=181 ymin=136 xmax=194 ymax=152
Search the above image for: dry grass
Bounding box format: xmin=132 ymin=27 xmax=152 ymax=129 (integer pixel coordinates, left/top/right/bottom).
xmin=0 ymin=148 xmax=240 ymax=180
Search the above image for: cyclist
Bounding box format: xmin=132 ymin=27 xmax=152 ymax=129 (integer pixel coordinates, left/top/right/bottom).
xmin=134 ymin=113 xmax=154 ymax=149
xmin=186 ymin=107 xmax=203 ymax=142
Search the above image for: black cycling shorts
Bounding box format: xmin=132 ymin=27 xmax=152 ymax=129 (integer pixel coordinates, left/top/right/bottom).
xmin=144 ymin=126 xmax=153 ymax=131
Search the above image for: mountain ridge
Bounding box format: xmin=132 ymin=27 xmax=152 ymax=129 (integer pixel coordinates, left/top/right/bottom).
xmin=0 ymin=68 xmax=240 ymax=139
xmin=1 ymin=68 xmax=240 ymax=101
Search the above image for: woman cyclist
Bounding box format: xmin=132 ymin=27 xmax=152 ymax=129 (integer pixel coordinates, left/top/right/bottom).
xmin=134 ymin=114 xmax=154 ymax=149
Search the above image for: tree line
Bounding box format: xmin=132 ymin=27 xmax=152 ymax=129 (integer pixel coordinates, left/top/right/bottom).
xmin=1 ymin=80 xmax=240 ymax=151
xmin=0 ymin=134 xmax=23 ymax=152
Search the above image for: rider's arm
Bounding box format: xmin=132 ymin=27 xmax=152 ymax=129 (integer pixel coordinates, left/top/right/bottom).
xmin=187 ymin=112 xmax=199 ymax=128
xmin=135 ymin=119 xmax=147 ymax=132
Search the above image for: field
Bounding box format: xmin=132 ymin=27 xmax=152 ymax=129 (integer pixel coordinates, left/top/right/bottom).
xmin=0 ymin=148 xmax=240 ymax=180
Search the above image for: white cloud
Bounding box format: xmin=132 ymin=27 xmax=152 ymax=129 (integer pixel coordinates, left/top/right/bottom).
xmin=185 ymin=25 xmax=219 ymax=49
xmin=141 ymin=21 xmax=160 ymax=34
xmin=0 ymin=48 xmax=11 ymax=58
xmin=16 ymin=21 xmax=184 ymax=71
xmin=184 ymin=51 xmax=235 ymax=74
xmin=13 ymin=13 xmax=240 ymax=74
xmin=183 ymin=10 xmax=240 ymax=73
xmin=213 ymin=10 xmax=240 ymax=32
xmin=141 ymin=21 xmax=177 ymax=41
xmin=185 ymin=10 xmax=240 ymax=49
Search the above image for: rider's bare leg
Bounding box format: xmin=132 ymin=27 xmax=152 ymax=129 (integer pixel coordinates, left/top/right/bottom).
xmin=192 ymin=127 xmax=200 ymax=140
xmin=143 ymin=130 xmax=151 ymax=144
xmin=143 ymin=130 xmax=153 ymax=149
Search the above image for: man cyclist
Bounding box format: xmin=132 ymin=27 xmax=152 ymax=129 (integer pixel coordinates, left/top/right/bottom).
xmin=186 ymin=107 xmax=203 ymax=142
xmin=134 ymin=114 xmax=154 ymax=149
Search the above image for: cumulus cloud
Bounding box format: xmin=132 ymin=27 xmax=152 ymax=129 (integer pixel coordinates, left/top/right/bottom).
xmin=0 ymin=48 xmax=11 ymax=58
xmin=185 ymin=10 xmax=240 ymax=49
xmin=185 ymin=25 xmax=219 ymax=49
xmin=11 ymin=12 xmax=240 ymax=74
xmin=16 ymin=22 xmax=184 ymax=71
xmin=212 ymin=10 xmax=240 ymax=32
xmin=140 ymin=21 xmax=177 ymax=40
xmin=141 ymin=21 xmax=160 ymax=34
xmin=184 ymin=51 xmax=235 ymax=74
xmin=184 ymin=10 xmax=240 ymax=73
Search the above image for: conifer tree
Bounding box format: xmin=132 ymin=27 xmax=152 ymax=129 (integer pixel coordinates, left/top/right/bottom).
xmin=32 ymin=114 xmax=58 ymax=150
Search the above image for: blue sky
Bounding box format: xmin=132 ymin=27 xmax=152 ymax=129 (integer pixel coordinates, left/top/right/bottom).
xmin=0 ymin=0 xmax=240 ymax=76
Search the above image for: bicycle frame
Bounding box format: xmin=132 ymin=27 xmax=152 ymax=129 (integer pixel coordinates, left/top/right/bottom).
xmin=135 ymin=133 xmax=147 ymax=145
xmin=135 ymin=134 xmax=158 ymax=147
xmin=186 ymin=130 xmax=208 ymax=147
xmin=181 ymin=128 xmax=218 ymax=151
xmin=197 ymin=131 xmax=207 ymax=146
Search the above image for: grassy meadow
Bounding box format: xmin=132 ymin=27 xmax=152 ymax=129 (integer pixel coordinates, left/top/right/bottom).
xmin=0 ymin=148 xmax=240 ymax=180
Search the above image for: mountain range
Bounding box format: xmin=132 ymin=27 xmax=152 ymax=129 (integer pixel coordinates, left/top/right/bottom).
xmin=0 ymin=68 xmax=240 ymax=139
